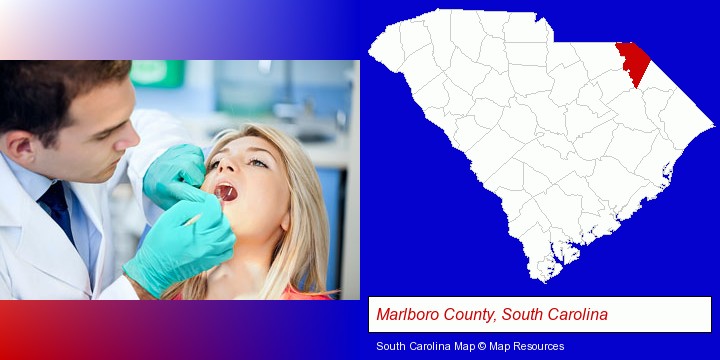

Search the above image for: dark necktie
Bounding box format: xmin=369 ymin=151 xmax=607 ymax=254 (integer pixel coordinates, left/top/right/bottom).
xmin=38 ymin=181 xmax=75 ymax=248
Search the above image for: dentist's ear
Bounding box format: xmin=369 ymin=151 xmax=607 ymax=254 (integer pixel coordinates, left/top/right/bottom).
xmin=2 ymin=130 xmax=38 ymax=165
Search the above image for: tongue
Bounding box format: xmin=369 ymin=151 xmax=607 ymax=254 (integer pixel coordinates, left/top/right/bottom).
xmin=214 ymin=185 xmax=237 ymax=201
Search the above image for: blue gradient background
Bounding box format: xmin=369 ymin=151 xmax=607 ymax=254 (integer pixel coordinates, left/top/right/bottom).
xmin=1 ymin=0 xmax=718 ymax=358
xmin=0 ymin=0 xmax=359 ymax=58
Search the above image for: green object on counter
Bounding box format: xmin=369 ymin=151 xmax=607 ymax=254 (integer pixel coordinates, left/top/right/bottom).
xmin=130 ymin=60 xmax=185 ymax=88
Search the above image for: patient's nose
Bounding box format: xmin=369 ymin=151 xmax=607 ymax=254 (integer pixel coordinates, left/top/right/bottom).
xmin=218 ymin=158 xmax=235 ymax=173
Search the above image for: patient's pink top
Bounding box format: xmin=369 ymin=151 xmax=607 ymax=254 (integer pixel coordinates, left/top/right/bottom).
xmin=281 ymin=286 xmax=332 ymax=300
xmin=172 ymin=286 xmax=333 ymax=300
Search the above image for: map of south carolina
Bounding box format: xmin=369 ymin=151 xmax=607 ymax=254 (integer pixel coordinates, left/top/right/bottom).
xmin=369 ymin=9 xmax=714 ymax=282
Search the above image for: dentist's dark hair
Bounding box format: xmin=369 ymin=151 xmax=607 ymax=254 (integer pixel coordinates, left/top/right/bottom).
xmin=0 ymin=61 xmax=132 ymax=148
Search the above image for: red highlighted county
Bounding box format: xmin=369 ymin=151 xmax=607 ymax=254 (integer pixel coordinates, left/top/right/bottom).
xmin=615 ymin=42 xmax=651 ymax=88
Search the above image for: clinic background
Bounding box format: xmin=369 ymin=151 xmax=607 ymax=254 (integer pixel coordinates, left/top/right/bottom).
xmin=110 ymin=60 xmax=360 ymax=299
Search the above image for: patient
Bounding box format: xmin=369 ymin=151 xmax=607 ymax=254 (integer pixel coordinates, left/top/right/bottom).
xmin=162 ymin=124 xmax=332 ymax=300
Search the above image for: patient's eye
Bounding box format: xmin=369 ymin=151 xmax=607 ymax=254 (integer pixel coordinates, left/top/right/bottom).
xmin=208 ymin=160 xmax=220 ymax=171
xmin=250 ymin=159 xmax=267 ymax=168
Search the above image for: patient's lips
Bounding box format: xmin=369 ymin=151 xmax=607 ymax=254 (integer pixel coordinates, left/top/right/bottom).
xmin=214 ymin=184 xmax=238 ymax=202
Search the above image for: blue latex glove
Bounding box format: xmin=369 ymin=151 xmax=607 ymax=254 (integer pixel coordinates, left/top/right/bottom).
xmin=123 ymin=193 xmax=235 ymax=298
xmin=143 ymin=144 xmax=207 ymax=210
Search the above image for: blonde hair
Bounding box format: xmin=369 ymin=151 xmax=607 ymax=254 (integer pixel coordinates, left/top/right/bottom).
xmin=162 ymin=123 xmax=330 ymax=300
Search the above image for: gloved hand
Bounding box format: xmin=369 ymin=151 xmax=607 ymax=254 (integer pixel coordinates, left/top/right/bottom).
xmin=143 ymin=144 xmax=207 ymax=210
xmin=123 ymin=192 xmax=235 ymax=298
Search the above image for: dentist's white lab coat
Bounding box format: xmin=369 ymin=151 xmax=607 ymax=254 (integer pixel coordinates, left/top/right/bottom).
xmin=0 ymin=110 xmax=190 ymax=299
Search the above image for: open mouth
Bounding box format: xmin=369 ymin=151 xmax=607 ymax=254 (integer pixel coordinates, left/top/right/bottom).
xmin=214 ymin=183 xmax=238 ymax=202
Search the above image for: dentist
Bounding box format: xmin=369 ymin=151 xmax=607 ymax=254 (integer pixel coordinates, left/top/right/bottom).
xmin=0 ymin=61 xmax=235 ymax=299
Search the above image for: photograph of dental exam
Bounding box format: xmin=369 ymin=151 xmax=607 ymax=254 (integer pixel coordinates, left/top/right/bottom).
xmin=0 ymin=60 xmax=358 ymax=300
xmin=118 ymin=60 xmax=359 ymax=300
